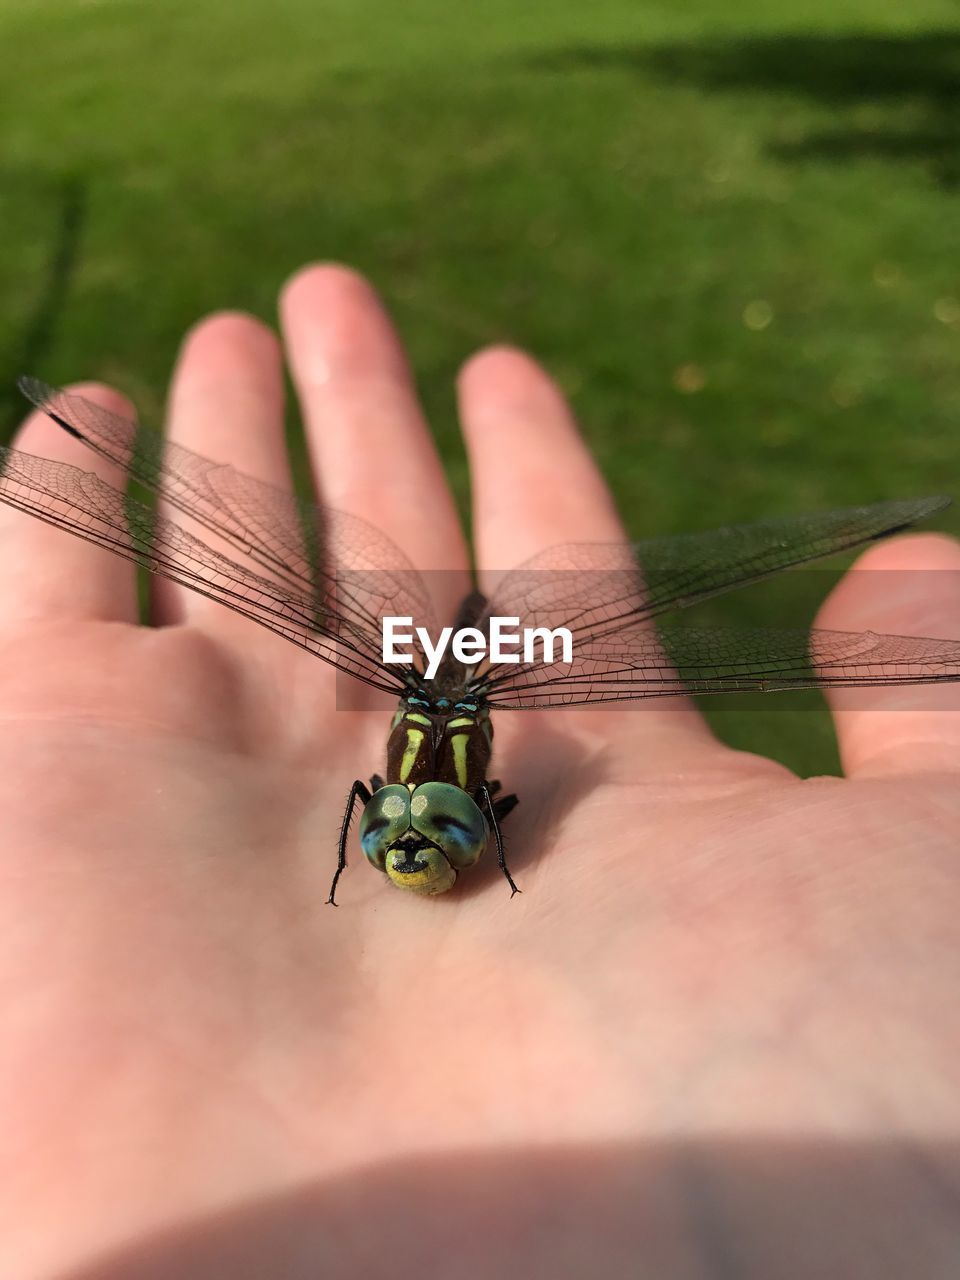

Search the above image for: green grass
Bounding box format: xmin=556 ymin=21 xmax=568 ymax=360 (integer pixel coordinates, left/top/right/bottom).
xmin=2 ymin=0 xmax=960 ymax=773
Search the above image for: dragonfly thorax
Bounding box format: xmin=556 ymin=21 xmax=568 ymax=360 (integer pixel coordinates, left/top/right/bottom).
xmin=387 ymin=691 xmax=494 ymax=794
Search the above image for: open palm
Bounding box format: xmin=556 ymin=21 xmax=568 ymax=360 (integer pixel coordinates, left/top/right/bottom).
xmin=2 ymin=266 xmax=959 ymax=1280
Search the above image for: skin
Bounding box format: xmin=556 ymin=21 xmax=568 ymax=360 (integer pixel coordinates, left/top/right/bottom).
xmin=1 ymin=264 xmax=959 ymax=1280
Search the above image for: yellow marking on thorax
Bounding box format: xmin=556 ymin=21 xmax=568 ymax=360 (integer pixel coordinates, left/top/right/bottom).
xmin=447 ymin=716 xmax=476 ymax=730
xmin=405 ymin=711 xmax=432 ymax=727
xmin=450 ymin=733 xmax=470 ymax=789
xmin=399 ymin=728 xmax=425 ymax=783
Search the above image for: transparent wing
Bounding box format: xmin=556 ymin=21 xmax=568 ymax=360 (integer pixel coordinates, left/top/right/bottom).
xmin=481 ymin=625 xmax=960 ymax=708
xmin=8 ymin=378 xmax=440 ymax=691
xmin=471 ymin=494 xmax=953 ymax=704
xmin=481 ymin=495 xmax=950 ymax=647
xmin=10 ymin=378 xmax=957 ymax=710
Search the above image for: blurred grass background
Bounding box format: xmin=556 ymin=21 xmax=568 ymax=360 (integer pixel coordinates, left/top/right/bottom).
xmin=1 ymin=0 xmax=959 ymax=773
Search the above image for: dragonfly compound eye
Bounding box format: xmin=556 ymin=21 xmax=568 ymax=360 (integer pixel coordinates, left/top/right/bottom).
xmin=407 ymin=782 xmax=488 ymax=871
xmin=359 ymin=785 xmax=411 ymax=870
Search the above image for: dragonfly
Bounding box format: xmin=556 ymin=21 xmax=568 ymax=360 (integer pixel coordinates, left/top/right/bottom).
xmin=4 ymin=377 xmax=960 ymax=903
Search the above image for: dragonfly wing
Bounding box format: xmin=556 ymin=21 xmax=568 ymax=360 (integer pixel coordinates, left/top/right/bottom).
xmin=479 ymin=495 xmax=951 ymax=649
xmin=466 ymin=495 xmax=952 ymax=701
xmin=14 ymin=378 xmax=438 ymax=675
xmin=14 ymin=380 xmax=955 ymax=708
xmin=0 ymin=443 xmax=416 ymax=693
xmin=481 ymin=625 xmax=960 ymax=707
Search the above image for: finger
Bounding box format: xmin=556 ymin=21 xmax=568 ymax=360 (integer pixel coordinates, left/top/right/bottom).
xmin=458 ymin=346 xmax=712 ymax=744
xmin=155 ymin=311 xmax=289 ymax=626
xmin=458 ymin=346 xmax=625 ymax=571
xmin=280 ymin=264 xmax=470 ymax=626
xmin=0 ymin=382 xmax=139 ymax=623
xmin=817 ymin=531 xmax=960 ymax=776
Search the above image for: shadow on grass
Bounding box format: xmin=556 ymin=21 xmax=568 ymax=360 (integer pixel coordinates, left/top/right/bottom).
xmin=527 ymin=32 xmax=960 ymax=188
xmin=1 ymin=173 xmax=86 ymax=439
xmin=54 ymin=1138 xmax=960 ymax=1278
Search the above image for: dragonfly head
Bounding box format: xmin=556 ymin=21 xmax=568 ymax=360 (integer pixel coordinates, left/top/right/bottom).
xmin=359 ymin=782 xmax=489 ymax=896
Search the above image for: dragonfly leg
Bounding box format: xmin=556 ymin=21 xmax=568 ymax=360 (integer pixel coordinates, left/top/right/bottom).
xmin=328 ymin=780 xmax=372 ymax=906
xmin=369 ymin=772 xmax=385 ymax=791
xmin=478 ymin=780 xmax=521 ymax=898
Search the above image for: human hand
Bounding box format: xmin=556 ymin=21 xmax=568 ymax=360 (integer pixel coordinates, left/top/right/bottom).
xmin=2 ymin=265 xmax=959 ymax=1279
